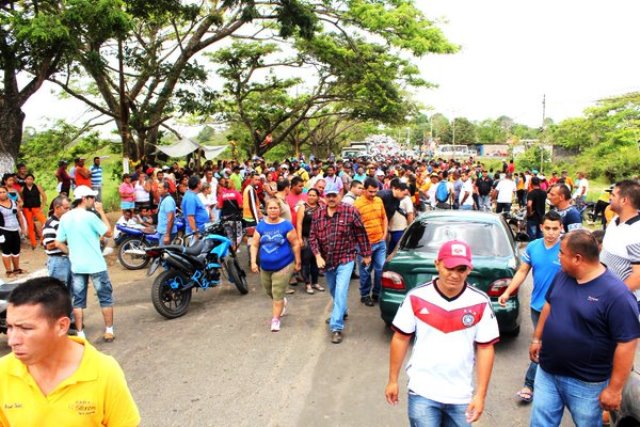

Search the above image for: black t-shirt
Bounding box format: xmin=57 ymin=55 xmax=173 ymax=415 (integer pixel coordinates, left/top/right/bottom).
xmin=539 ymin=270 xmax=640 ymax=382
xmin=377 ymin=189 xmax=400 ymax=221
xmin=476 ymin=177 xmax=494 ymax=196
xmin=527 ymin=188 xmax=547 ymax=222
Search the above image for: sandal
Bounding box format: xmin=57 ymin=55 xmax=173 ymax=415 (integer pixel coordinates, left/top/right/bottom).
xmin=285 ymin=288 xmax=296 ymax=294
xmin=305 ymin=285 xmax=315 ymax=295
xmin=516 ymin=387 xmax=533 ymax=403
xmin=312 ymin=283 xmax=325 ymax=292
xmin=14 ymin=268 xmax=27 ymax=275
xmin=5 ymin=270 xmax=15 ymax=278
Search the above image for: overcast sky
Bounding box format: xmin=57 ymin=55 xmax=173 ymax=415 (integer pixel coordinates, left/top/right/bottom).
xmin=415 ymin=0 xmax=640 ymax=126
xmin=23 ymin=0 xmax=640 ymax=130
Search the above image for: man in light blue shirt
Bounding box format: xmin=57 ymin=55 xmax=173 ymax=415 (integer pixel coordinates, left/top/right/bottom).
xmin=157 ymin=181 xmax=177 ymax=245
xmin=55 ymin=185 xmax=115 ymax=342
xmin=181 ymin=176 xmax=209 ymax=236
xmin=498 ymin=211 xmax=563 ymax=403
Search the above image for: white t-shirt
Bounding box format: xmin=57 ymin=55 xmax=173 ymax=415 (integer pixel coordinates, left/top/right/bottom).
xmin=574 ymin=178 xmax=589 ymax=198
xmin=389 ymin=196 xmax=414 ymax=231
xmin=392 ymin=281 xmax=499 ymax=404
xmin=495 ymin=179 xmax=516 ymax=204
xmin=458 ymin=180 xmax=474 ymax=206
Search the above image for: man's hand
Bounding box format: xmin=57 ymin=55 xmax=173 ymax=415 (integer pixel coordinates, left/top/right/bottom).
xmin=600 ymin=386 xmax=623 ymax=412
xmin=163 ymin=235 xmax=170 ymax=245
xmin=465 ymin=395 xmax=485 ymax=423
xmin=295 ymin=260 xmax=301 ymax=272
xmin=498 ymin=291 xmax=510 ymax=307
xmin=316 ymin=255 xmax=326 ymax=269
xmin=251 ymin=262 xmax=259 ymax=274
xmin=94 ymin=202 xmax=104 ymax=213
xmin=362 ymin=256 xmax=372 ymax=266
xmin=384 ymin=381 xmax=399 ymax=405
xmin=529 ymin=341 xmax=541 ymax=363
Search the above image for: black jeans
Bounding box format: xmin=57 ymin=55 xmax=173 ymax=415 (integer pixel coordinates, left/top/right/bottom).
xmin=301 ymin=243 xmax=319 ymax=285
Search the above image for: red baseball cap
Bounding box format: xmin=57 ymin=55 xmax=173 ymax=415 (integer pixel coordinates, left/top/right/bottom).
xmin=437 ymin=240 xmax=473 ymax=269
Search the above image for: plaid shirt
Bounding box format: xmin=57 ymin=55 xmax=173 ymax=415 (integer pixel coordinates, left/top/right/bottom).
xmin=309 ymin=203 xmax=371 ymax=269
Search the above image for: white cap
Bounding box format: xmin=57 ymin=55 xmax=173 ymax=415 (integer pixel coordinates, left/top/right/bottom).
xmin=74 ymin=185 xmax=98 ymax=200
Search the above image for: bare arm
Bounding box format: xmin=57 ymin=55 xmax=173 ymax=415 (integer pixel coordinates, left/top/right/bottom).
xmin=385 ymin=332 xmax=412 ymax=405
xmin=296 ymin=205 xmax=305 ymax=245
xmin=498 ymin=262 xmax=532 ymax=306
xmin=95 ymin=203 xmax=112 ymax=238
xmin=250 ymin=230 xmax=261 ymax=273
xmin=466 ymin=344 xmax=496 ymax=423
xmin=287 ymin=228 xmax=302 ymax=271
xmin=599 ymin=339 xmax=638 ymax=411
xmin=529 ymin=302 xmax=551 ymax=362
xmin=624 ymin=264 xmax=640 ymax=292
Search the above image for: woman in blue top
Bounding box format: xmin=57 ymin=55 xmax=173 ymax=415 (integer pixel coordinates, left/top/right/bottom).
xmin=250 ymin=198 xmax=301 ymax=332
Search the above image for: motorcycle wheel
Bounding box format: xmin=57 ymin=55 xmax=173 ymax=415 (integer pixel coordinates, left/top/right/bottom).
xmin=118 ymin=237 xmax=151 ymax=270
xmin=151 ymin=270 xmax=192 ymax=319
xmin=225 ymin=257 xmax=249 ymax=295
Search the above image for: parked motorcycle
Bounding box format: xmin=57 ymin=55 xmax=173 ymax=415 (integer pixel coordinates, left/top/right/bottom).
xmin=116 ymin=216 xmax=186 ymax=270
xmin=145 ymin=221 xmax=249 ymax=319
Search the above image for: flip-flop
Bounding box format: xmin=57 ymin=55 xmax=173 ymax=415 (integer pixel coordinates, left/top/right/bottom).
xmin=516 ymin=388 xmax=533 ymax=403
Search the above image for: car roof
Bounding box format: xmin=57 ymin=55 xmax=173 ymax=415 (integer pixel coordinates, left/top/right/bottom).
xmin=416 ymin=210 xmax=504 ymax=226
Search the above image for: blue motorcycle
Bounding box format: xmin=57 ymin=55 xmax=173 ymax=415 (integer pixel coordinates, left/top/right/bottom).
xmin=145 ymin=222 xmax=248 ymax=319
xmin=116 ymin=216 xmax=186 ymax=270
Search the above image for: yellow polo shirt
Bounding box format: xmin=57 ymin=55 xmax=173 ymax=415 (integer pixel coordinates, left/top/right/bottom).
xmin=354 ymin=196 xmax=386 ymax=244
xmin=0 ymin=336 xmax=140 ymax=427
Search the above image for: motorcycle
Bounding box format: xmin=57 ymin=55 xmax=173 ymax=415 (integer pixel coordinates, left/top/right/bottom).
xmin=144 ymin=221 xmax=249 ymax=319
xmin=501 ymin=207 xmax=528 ymax=240
xmin=116 ymin=216 xmax=186 ymax=270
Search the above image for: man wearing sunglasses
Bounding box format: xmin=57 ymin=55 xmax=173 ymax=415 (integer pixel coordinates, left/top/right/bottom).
xmin=386 ymin=240 xmax=499 ymax=426
xmin=55 ymin=186 xmax=115 ymax=342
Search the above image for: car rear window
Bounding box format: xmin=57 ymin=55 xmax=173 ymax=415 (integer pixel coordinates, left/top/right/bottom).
xmin=400 ymin=220 xmax=512 ymax=257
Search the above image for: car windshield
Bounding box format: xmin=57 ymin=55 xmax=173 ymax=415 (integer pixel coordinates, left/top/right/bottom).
xmin=401 ymin=220 xmax=512 ymax=257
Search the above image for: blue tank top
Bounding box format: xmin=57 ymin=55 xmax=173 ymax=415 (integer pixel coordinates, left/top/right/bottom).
xmin=256 ymin=219 xmax=295 ymax=271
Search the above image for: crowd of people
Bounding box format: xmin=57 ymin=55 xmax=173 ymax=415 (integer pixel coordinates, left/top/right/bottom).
xmin=1 ymin=151 xmax=639 ymax=426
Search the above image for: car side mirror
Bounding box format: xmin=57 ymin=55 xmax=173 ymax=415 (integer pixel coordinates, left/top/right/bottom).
xmin=514 ymin=232 xmax=530 ymax=242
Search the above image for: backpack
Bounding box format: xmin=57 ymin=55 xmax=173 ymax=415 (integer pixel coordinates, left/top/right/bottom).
xmin=435 ymin=181 xmax=449 ymax=203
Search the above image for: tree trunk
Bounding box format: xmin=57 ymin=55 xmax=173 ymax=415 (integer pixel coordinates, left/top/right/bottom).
xmin=0 ymin=105 xmax=25 ymax=173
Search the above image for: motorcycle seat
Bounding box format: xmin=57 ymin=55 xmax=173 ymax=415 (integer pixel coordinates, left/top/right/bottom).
xmin=183 ymin=239 xmax=215 ymax=256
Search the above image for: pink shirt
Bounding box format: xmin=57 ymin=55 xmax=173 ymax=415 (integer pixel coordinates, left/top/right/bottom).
xmin=119 ymin=182 xmax=135 ymax=202
xmin=286 ymin=192 xmax=307 ymax=220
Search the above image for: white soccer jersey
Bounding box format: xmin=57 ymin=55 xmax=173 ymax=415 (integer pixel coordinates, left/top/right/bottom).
xmin=392 ymin=281 xmax=500 ymax=404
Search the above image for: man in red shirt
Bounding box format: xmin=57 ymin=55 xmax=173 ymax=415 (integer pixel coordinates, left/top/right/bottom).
xmin=286 ymin=176 xmax=307 ymax=219
xmin=74 ymin=158 xmax=91 ymax=188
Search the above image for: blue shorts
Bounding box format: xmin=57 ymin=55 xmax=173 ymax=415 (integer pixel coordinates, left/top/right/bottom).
xmin=72 ymin=271 xmax=114 ymax=308
xmin=120 ymin=201 xmax=135 ymax=210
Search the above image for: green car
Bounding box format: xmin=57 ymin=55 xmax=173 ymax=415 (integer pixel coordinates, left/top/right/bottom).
xmin=380 ymin=210 xmax=526 ymax=336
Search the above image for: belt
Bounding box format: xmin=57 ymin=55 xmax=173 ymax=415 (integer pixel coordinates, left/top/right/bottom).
xmin=48 ymin=253 xmax=68 ymax=258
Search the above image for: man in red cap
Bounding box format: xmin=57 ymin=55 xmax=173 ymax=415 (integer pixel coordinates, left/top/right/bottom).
xmin=385 ymin=240 xmax=499 ymax=426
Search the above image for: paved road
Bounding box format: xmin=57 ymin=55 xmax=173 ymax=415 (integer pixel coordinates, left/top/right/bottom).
xmin=1 ymin=256 xmax=572 ymax=426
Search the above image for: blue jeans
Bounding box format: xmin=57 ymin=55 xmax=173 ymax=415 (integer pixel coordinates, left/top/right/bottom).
xmin=524 ymin=309 xmax=541 ymax=389
xmin=527 ymin=220 xmax=543 ymax=241
xmin=530 ymin=367 xmax=608 ymax=427
xmin=359 ymin=240 xmax=386 ymax=298
xmin=325 ymin=261 xmax=355 ymax=332
xmin=478 ymin=195 xmax=491 ymax=211
xmin=408 ymin=392 xmax=470 ymax=427
xmin=388 ymin=230 xmax=405 ymax=254
xmin=47 ymin=256 xmax=72 ymax=288
xmin=157 ymin=232 xmax=177 ymax=246
xmin=460 ymin=204 xmax=473 ymax=211
xmin=71 ymin=271 xmax=114 ymax=308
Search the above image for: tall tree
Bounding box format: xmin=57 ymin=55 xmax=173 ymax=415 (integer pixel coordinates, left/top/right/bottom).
xmin=0 ymin=0 xmax=128 ymax=170
xmin=49 ymin=0 xmax=456 ymax=160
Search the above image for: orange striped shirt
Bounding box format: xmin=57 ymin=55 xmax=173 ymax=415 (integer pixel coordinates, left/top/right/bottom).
xmin=354 ymin=196 xmax=386 ymax=244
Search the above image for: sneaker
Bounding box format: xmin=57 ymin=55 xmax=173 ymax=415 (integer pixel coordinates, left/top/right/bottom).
xmin=331 ymin=331 xmax=343 ymax=344
xmin=270 ymin=318 xmax=281 ymax=332
xmin=285 ymin=288 xmax=296 ymax=294
xmin=103 ymin=331 xmax=115 ymax=342
xmin=361 ymin=296 xmax=374 ymax=307
xmin=281 ymin=298 xmax=288 ymax=317
xmin=371 ymin=294 xmax=379 ymax=303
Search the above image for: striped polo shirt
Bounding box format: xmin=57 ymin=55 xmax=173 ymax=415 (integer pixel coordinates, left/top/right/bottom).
xmin=90 ymin=164 xmax=103 ymax=187
xmin=42 ymin=215 xmax=64 ymax=256
xmin=600 ymin=214 xmax=640 ymax=301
